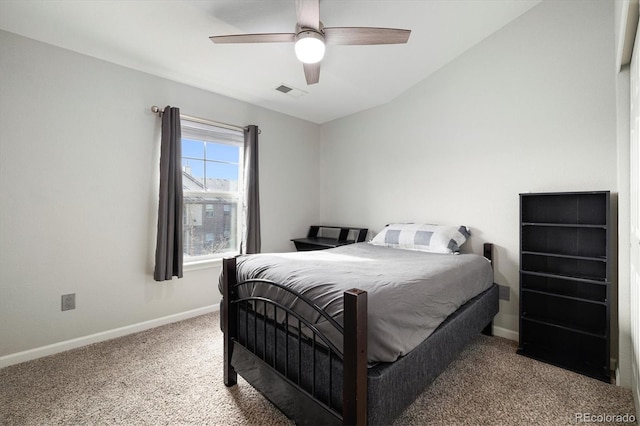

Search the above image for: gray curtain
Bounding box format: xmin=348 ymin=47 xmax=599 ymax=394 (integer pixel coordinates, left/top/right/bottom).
xmin=242 ymin=125 xmax=261 ymax=254
xmin=154 ymin=106 xmax=183 ymax=281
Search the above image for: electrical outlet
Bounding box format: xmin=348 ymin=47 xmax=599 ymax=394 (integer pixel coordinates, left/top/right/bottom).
xmin=61 ymin=293 xmax=75 ymax=311
xmin=498 ymin=285 xmax=510 ymax=301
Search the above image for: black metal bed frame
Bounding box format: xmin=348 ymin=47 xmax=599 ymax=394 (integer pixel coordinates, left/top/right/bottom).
xmin=222 ymin=243 xmax=496 ymax=425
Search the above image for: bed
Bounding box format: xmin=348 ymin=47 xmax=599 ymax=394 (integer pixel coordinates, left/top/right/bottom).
xmin=219 ymin=224 xmax=499 ymax=425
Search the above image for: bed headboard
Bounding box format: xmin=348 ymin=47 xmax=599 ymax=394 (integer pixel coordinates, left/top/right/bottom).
xmin=483 ymin=243 xmax=493 ymax=269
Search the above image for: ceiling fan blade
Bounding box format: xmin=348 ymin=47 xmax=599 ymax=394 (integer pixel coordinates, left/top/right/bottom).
xmin=303 ymin=62 xmax=320 ymax=85
xmin=209 ymin=33 xmax=295 ymax=44
xmin=324 ymin=27 xmax=411 ymax=45
xmin=295 ymin=0 xmax=320 ymax=31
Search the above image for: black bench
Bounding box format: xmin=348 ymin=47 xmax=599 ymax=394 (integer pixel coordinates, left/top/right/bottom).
xmin=291 ymin=225 xmax=368 ymax=251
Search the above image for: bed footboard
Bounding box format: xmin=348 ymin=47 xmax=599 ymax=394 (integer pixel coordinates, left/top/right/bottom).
xmin=222 ymin=257 xmax=237 ymax=387
xmin=222 ymin=256 xmax=368 ymax=425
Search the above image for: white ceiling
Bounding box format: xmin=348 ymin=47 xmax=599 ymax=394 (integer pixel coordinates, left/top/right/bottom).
xmin=0 ymin=0 xmax=541 ymax=124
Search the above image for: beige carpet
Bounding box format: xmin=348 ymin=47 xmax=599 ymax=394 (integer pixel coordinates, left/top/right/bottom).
xmin=0 ymin=311 xmax=635 ymax=425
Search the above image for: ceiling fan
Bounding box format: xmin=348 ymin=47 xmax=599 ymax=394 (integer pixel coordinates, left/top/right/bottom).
xmin=209 ymin=0 xmax=411 ymax=85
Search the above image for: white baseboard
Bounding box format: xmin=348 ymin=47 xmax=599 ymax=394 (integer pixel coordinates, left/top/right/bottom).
xmin=0 ymin=304 xmax=219 ymax=369
xmin=492 ymin=325 xmax=519 ymax=342
xmin=0 ymin=309 xmax=522 ymax=370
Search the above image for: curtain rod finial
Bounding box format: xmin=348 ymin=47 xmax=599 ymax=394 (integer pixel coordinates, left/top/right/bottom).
xmin=151 ymin=105 xmax=162 ymax=114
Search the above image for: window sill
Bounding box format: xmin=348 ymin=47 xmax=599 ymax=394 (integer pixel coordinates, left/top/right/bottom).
xmin=183 ymin=253 xmax=239 ymax=272
xmin=184 ymin=259 xmax=220 ymax=272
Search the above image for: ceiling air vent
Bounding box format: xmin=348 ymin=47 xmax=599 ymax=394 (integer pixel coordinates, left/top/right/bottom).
xmin=275 ymin=84 xmax=307 ymax=98
xmin=276 ymin=85 xmax=292 ymax=93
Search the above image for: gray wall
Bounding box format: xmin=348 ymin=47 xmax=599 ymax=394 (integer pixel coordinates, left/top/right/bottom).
xmin=0 ymin=30 xmax=320 ymax=361
xmin=319 ymin=0 xmax=617 ymax=341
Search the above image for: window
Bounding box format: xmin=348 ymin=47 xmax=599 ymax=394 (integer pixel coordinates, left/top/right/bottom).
xmin=181 ymin=119 xmax=244 ymax=262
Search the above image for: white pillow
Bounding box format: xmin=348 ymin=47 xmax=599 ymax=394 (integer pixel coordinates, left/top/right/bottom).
xmin=369 ymin=223 xmax=470 ymax=254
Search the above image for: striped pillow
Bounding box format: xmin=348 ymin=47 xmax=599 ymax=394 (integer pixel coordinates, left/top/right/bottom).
xmin=369 ymin=223 xmax=471 ymax=254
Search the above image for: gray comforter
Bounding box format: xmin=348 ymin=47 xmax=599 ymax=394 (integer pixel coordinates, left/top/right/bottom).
xmin=223 ymin=242 xmax=493 ymax=363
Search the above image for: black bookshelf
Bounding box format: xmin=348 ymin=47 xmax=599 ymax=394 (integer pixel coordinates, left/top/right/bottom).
xmin=517 ymin=191 xmax=611 ymax=382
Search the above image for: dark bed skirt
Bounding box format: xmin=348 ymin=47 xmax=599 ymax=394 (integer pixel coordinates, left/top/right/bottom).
xmin=225 ymin=283 xmax=499 ymax=425
xmin=367 ymin=283 xmax=499 ymax=424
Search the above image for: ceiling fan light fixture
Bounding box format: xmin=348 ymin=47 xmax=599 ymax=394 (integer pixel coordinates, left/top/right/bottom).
xmin=294 ymin=30 xmax=325 ymax=64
